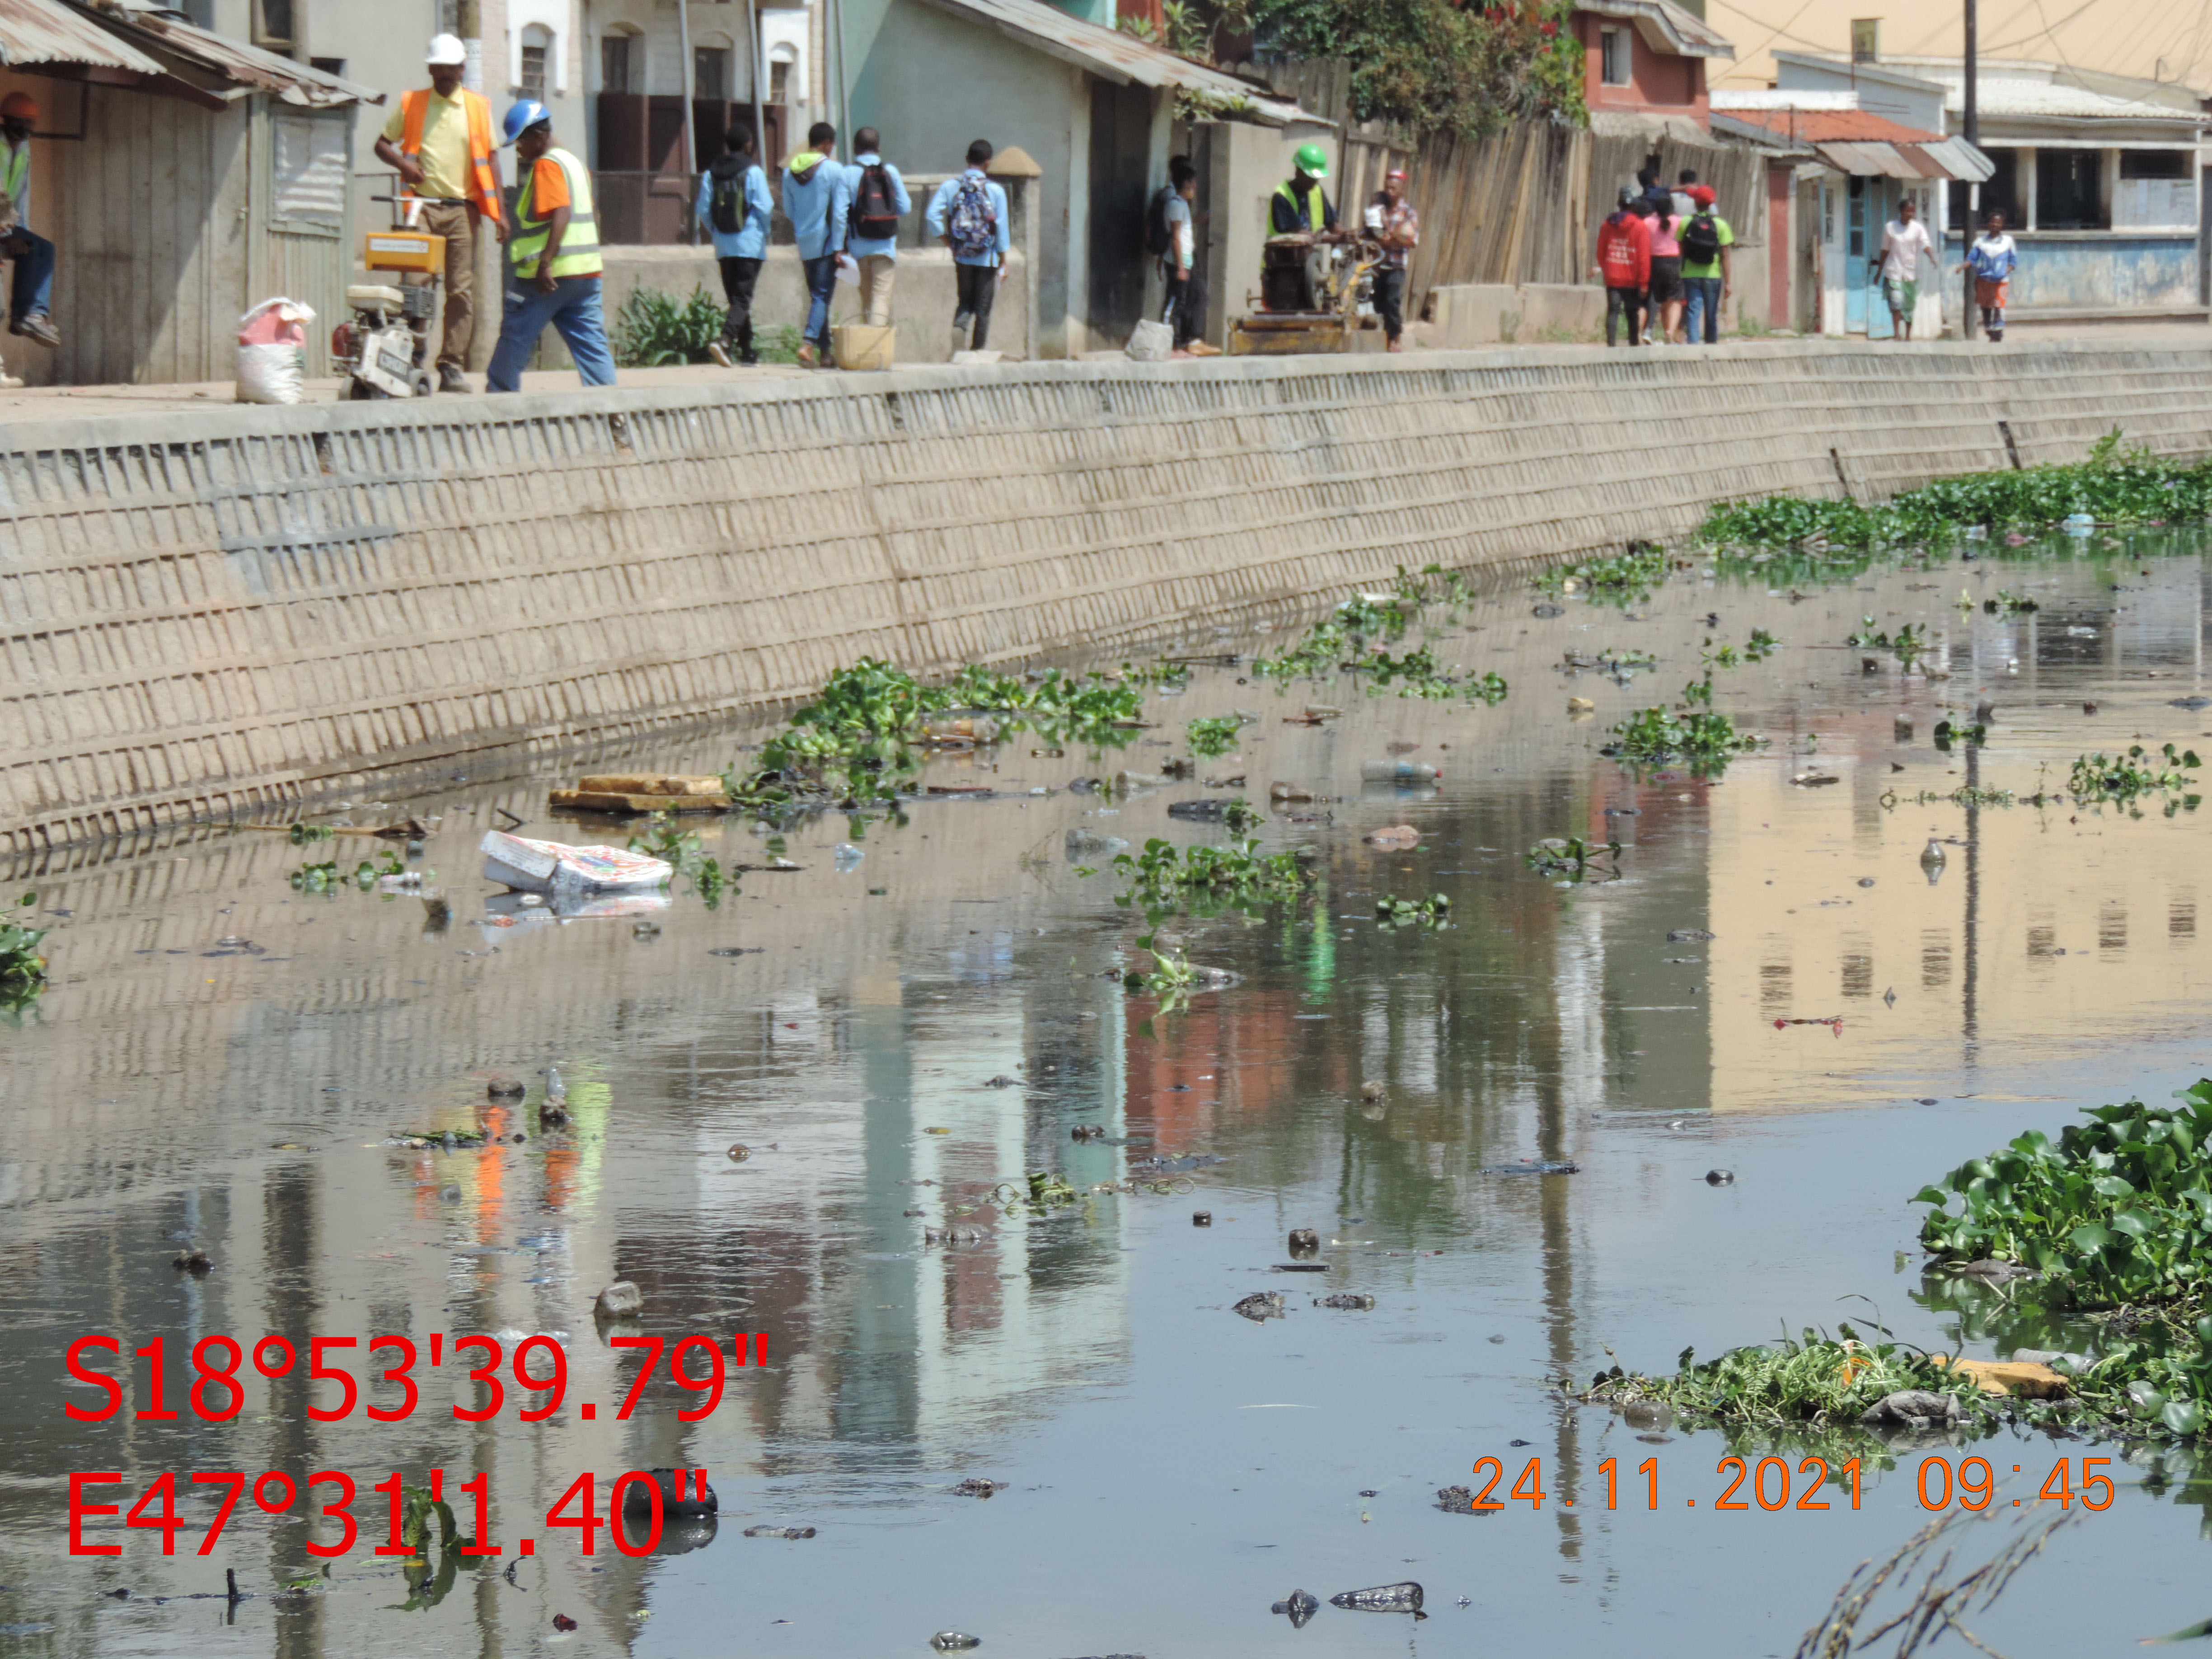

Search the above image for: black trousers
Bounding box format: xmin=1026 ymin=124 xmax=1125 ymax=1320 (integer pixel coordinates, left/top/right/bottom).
xmin=1374 ymin=267 xmax=1407 ymax=341
xmin=1165 ymin=268 xmax=1207 ymax=347
xmin=954 ymin=262 xmax=998 ymax=350
xmin=717 ymin=255 xmax=762 ymax=351
xmin=1606 ymin=285 xmax=1645 ymax=347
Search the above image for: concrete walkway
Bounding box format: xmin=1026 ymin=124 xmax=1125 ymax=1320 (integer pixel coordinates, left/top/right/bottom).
xmin=5 ymin=319 xmax=2202 ymax=423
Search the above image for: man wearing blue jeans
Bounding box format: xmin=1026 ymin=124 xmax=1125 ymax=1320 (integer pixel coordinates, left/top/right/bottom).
xmin=1 ymin=92 xmax=62 ymax=357
xmin=783 ymin=122 xmax=848 ymax=368
xmin=486 ymin=101 xmax=616 ymax=392
xmin=1678 ymin=183 xmax=1733 ymax=345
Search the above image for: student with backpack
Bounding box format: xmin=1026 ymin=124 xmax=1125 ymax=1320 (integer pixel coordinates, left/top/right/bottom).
xmin=842 ymin=127 xmax=912 ymax=328
xmin=925 ymin=139 xmax=1011 ymax=355
xmin=695 ymin=122 xmax=773 ymax=367
xmin=784 ymin=122 xmax=849 ymax=369
xmin=1677 ymin=183 xmax=1734 ymax=344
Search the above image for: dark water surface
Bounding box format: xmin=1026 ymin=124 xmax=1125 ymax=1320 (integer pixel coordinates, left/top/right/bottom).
xmin=4 ymin=534 xmax=2212 ymax=1658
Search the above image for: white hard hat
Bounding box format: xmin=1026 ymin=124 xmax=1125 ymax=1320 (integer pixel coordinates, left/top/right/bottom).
xmin=426 ymin=33 xmax=468 ymax=66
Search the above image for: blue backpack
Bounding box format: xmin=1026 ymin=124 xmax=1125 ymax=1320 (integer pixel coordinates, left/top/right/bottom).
xmin=948 ymin=175 xmax=996 ymax=260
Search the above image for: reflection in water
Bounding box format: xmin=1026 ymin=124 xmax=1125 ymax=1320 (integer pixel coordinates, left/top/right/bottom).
xmin=1 ymin=536 xmax=2210 ymax=1653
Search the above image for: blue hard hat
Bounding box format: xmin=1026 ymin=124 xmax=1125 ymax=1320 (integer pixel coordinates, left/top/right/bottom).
xmin=501 ymin=99 xmax=551 ymax=147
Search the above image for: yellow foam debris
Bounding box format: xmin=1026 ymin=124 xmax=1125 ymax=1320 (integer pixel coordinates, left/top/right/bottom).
xmin=1930 ymin=1355 xmax=2068 ymax=1398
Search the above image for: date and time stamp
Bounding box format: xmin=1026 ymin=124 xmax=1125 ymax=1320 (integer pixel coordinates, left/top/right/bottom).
xmin=1449 ymin=1453 xmax=2120 ymax=1514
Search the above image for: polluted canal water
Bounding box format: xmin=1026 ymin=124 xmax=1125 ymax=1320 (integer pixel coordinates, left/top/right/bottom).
xmin=6 ymin=530 xmax=2212 ymax=1657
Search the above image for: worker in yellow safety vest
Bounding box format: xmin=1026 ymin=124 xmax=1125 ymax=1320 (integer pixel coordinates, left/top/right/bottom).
xmin=1268 ymin=144 xmax=1339 ymax=237
xmin=485 ymin=102 xmax=614 ymax=393
xmin=0 ymin=89 xmax=60 ymax=365
xmin=373 ymin=33 xmax=505 ymax=392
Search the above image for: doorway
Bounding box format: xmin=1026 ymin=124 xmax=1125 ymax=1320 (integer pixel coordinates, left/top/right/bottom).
xmin=1087 ymin=80 xmax=1153 ymax=348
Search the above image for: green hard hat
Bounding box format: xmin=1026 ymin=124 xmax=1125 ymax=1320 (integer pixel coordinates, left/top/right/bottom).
xmin=1293 ymin=143 xmax=1330 ymax=179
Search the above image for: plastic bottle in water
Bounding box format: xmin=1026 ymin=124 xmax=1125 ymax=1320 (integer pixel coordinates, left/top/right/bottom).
xmin=1361 ymin=760 xmax=1442 ymax=784
xmin=833 ymin=843 xmax=864 ymax=872
xmin=544 ymin=1065 xmax=567 ymax=1106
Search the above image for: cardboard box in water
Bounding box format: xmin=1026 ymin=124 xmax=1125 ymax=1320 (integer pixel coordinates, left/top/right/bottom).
xmin=834 ymin=323 xmax=895 ymax=370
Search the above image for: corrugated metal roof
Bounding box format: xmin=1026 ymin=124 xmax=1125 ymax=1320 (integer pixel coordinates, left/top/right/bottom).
xmin=1715 ymin=106 xmax=1945 ymax=146
xmin=108 ymin=8 xmax=380 ymax=105
xmin=1813 ymin=138 xmax=1990 ymax=182
xmin=1913 ymin=135 xmax=1995 ymax=183
xmin=906 ymin=0 xmax=1314 ymax=124
xmin=1576 ymin=0 xmax=1734 ymax=59
xmin=1813 ymin=140 xmax=1922 ymax=179
xmin=0 ymin=0 xmax=164 ymax=72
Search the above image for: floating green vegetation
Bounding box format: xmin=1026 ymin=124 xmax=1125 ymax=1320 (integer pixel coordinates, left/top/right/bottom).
xmin=1984 ymin=589 xmax=2041 ymax=614
xmin=2067 ymin=744 xmax=2200 ymax=808
xmin=723 ymin=658 xmax=1143 ymax=813
xmin=287 ymin=822 xmax=336 ymax=845
xmin=1391 ymin=562 xmax=1477 ymax=609
xmin=1882 ymin=784 xmax=2027 ymax=810
xmin=1933 ymin=719 xmax=1987 ymax=750
xmin=1536 ymin=541 xmax=1673 ymax=600
xmin=291 ymin=848 xmax=412 ymax=893
xmin=1220 ymin=797 xmax=1264 ymax=834
xmin=1107 ymin=836 xmax=1309 ymax=921
xmin=1700 ymin=429 xmax=2212 ymax=554
xmin=1120 ymin=659 xmax=1193 ymax=689
xmin=1604 ymin=698 xmax=1764 ymax=769
xmin=1251 ymin=595 xmax=1507 ymax=703
xmin=1252 ymin=596 xmax=1410 ymax=679
xmin=1526 ymin=836 xmax=1622 ymax=880
xmin=628 ymin=812 xmax=727 ymax=906
xmin=1913 ymin=1082 xmax=2212 ymax=1434
xmin=992 ymin=1171 xmax=1081 ymax=1219
xmin=1581 ymin=1325 xmax=1991 ymax=1433
xmin=1375 ymin=893 xmax=1451 ymax=928
xmin=1186 ymin=715 xmax=1244 ymax=757
xmin=1363 ymin=645 xmax=1509 ymax=703
xmin=0 ymin=891 xmax=47 ymax=1012
xmin=1845 ymin=617 xmax=1931 ymax=665
xmin=1702 ymin=628 xmax=1781 ymax=670
xmin=1593 ymin=1083 xmax=2212 ymax=1447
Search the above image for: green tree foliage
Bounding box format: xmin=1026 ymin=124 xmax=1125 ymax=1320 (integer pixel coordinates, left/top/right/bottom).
xmin=1251 ymin=0 xmax=1586 ymax=137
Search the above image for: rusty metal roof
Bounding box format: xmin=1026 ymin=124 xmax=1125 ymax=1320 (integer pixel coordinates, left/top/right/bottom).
xmin=102 ymin=7 xmax=380 ymax=106
xmin=906 ymin=0 xmax=1316 ymax=124
xmin=0 ymin=0 xmax=164 ymax=73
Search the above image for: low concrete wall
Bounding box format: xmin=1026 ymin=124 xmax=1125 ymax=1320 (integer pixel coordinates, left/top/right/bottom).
xmin=2 ymin=338 xmax=2209 ymax=851
xmin=527 ymin=246 xmax=1032 ymax=369
xmin=1419 ymin=277 xmax=1762 ymax=347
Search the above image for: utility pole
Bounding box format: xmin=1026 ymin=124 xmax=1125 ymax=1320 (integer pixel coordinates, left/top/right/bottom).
xmin=1962 ymin=0 xmax=1978 ymax=337
xmin=455 ymin=0 xmax=483 ymax=93
xmin=678 ymin=0 xmax=698 ymax=241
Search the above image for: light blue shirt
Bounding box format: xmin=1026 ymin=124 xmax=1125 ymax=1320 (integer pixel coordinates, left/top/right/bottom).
xmin=926 ymin=169 xmax=1011 ymax=268
xmin=782 ymin=155 xmax=849 ymax=261
xmin=840 ymin=154 xmax=912 ymax=260
xmin=694 ymin=159 xmax=773 ymax=260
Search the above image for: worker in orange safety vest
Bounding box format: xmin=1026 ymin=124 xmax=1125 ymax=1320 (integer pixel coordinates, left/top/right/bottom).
xmin=373 ymin=33 xmax=505 ymax=391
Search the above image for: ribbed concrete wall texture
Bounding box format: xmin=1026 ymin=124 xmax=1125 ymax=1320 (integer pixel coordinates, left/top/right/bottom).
xmin=0 ymin=340 xmax=2206 ymax=852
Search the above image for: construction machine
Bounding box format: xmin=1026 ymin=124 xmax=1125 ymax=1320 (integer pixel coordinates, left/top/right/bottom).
xmin=331 ymin=190 xmax=456 ymax=399
xmin=1227 ymin=232 xmax=1386 ymax=356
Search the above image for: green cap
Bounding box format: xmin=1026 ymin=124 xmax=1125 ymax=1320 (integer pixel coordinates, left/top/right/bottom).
xmin=1294 ymin=142 xmax=1330 ymax=179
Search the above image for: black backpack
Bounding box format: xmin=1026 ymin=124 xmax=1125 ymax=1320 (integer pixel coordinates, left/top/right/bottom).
xmin=707 ymin=155 xmax=748 ymax=236
xmin=1681 ymin=211 xmax=1721 ymax=264
xmin=851 ymin=162 xmax=900 ymax=240
xmin=1143 ymin=183 xmax=1176 ymax=256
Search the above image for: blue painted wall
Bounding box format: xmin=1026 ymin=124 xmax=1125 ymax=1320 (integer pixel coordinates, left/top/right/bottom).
xmin=1946 ymin=230 xmax=2198 ymax=311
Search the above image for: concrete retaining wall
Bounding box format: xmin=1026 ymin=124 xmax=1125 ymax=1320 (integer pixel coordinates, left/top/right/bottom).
xmin=2 ymin=338 xmax=2209 ymax=851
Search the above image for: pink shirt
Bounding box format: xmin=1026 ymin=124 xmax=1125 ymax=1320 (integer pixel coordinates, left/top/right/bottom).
xmin=1647 ymin=213 xmax=1682 ymax=259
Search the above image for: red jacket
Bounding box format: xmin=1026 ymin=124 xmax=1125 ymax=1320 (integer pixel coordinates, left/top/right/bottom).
xmin=1596 ymin=212 xmax=1651 ymax=288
